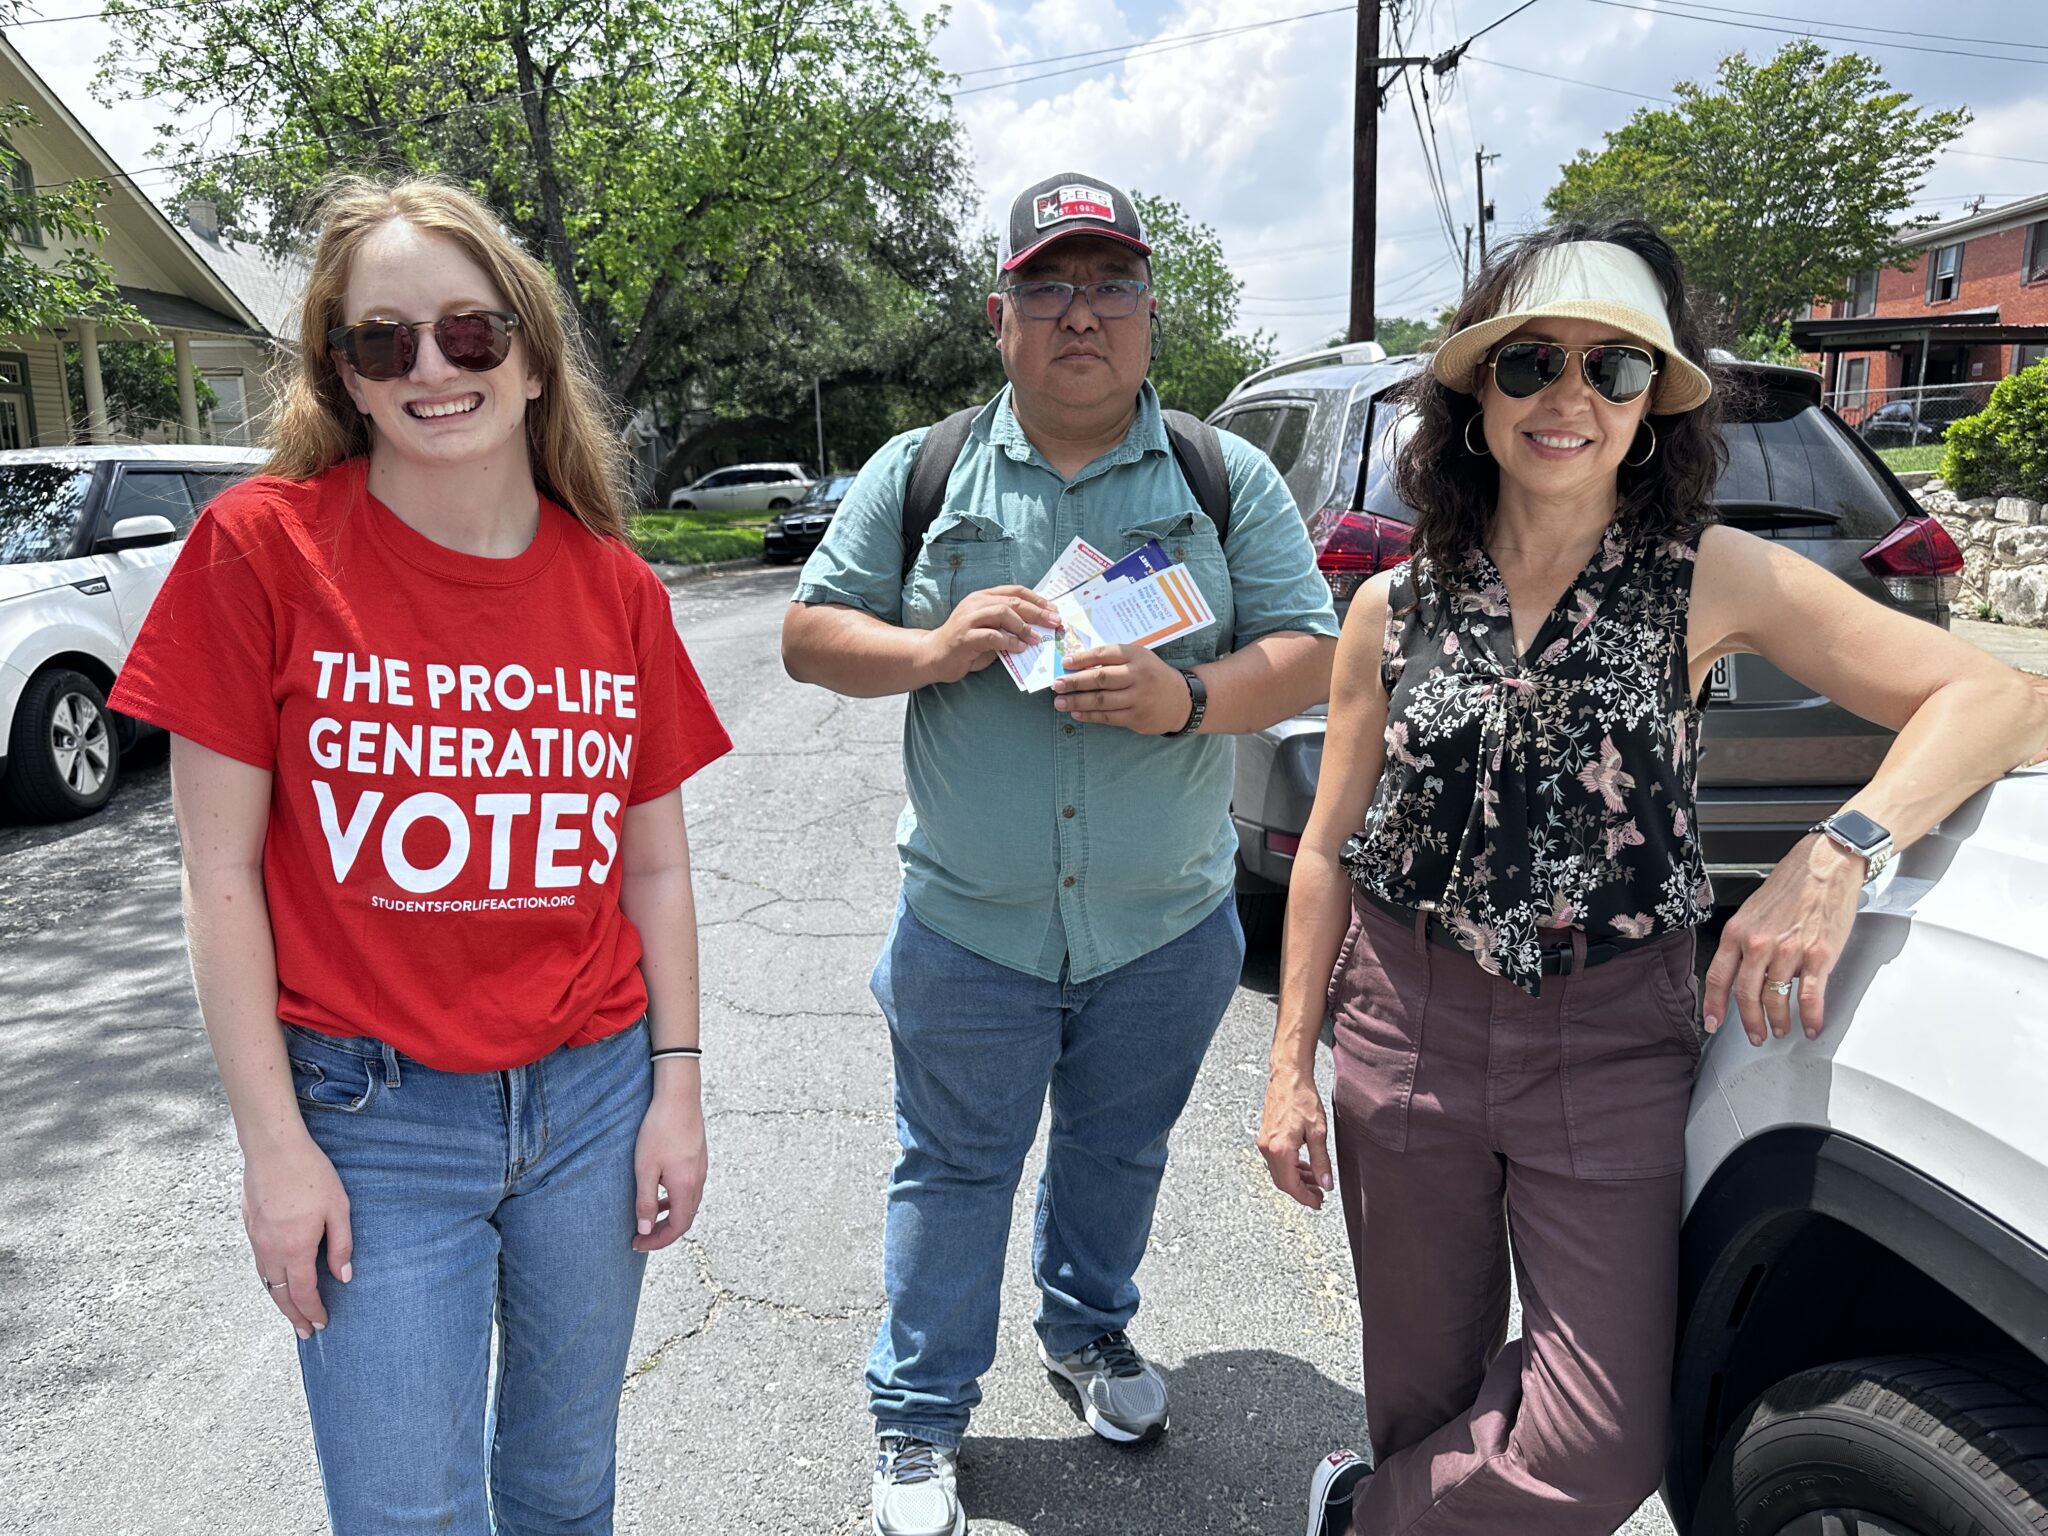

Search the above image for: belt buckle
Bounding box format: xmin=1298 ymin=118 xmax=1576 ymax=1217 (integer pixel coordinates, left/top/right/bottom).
xmin=1541 ymin=942 xmax=1576 ymax=977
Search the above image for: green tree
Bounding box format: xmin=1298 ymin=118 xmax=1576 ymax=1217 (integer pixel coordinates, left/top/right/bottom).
xmin=95 ymin=0 xmax=987 ymax=490
xmin=1374 ymin=313 xmax=1447 ymax=355
xmin=63 ymin=341 xmax=218 ymax=438
xmin=2 ymin=2 xmax=135 ymax=336
xmin=1544 ymin=41 xmax=1967 ymax=339
xmin=1133 ymin=193 xmax=1272 ymax=419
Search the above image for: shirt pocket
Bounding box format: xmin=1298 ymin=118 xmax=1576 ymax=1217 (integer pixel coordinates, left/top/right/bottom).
xmin=902 ymin=509 xmax=1017 ymax=631
xmin=1117 ymin=509 xmax=1232 ymax=665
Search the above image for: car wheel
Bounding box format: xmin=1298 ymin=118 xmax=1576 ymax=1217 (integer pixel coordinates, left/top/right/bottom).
xmin=671 ymin=499 xmax=696 ymax=511
xmin=768 ymin=498 xmax=792 ymax=510
xmin=4 ymin=667 xmax=121 ymax=821
xmin=1235 ymin=888 xmax=1285 ymax=950
xmin=1696 ymin=1354 xmax=2048 ymax=1536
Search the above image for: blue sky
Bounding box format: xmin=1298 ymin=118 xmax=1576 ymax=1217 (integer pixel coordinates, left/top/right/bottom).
xmin=11 ymin=0 xmax=2048 ymax=357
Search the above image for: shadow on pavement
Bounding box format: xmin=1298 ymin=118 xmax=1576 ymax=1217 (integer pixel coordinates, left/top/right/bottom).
xmin=965 ymin=1347 xmax=1366 ymax=1535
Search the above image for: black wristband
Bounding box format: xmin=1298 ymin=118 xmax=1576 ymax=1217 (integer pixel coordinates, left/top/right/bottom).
xmin=649 ymin=1046 xmax=702 ymax=1062
xmin=1165 ymin=669 xmax=1207 ymax=737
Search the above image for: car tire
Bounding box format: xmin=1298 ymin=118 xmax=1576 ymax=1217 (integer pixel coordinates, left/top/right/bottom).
xmin=1236 ymin=888 xmax=1285 ymax=950
xmin=671 ymin=499 xmax=696 ymax=512
xmin=4 ymin=668 xmax=121 ymax=821
xmin=1695 ymin=1354 xmax=2048 ymax=1536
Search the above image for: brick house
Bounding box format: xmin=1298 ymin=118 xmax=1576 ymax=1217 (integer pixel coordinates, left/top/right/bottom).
xmin=1791 ymin=191 xmax=2048 ymax=433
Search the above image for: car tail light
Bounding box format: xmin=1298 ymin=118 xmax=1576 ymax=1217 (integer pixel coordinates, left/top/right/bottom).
xmin=1314 ymin=508 xmax=1413 ymax=600
xmin=1862 ymin=514 xmax=1963 ymax=608
xmin=1265 ymin=831 xmax=1301 ymax=856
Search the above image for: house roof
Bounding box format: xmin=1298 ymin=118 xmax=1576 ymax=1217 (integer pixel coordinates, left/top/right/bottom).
xmin=116 ymin=285 xmax=266 ymax=340
xmin=1790 ymin=309 xmax=2048 ymax=351
xmin=1902 ymin=190 xmax=2048 ymax=250
xmin=175 ymin=223 xmax=309 ymax=342
xmin=0 ymin=34 xmax=267 ymax=337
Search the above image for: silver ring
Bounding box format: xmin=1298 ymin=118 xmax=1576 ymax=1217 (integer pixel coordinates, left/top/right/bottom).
xmin=1768 ymin=978 xmax=1796 ymax=997
xmin=263 ymin=1277 xmax=289 ymax=1290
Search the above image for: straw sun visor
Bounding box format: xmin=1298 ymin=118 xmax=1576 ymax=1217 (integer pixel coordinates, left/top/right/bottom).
xmin=1430 ymin=242 xmax=1715 ymax=415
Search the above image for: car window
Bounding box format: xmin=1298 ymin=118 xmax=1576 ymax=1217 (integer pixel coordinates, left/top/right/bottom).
xmin=1263 ymin=405 xmax=1313 ymax=479
xmin=1360 ymin=400 xmax=1420 ymax=523
xmin=1715 ymin=391 xmax=1901 ymax=542
xmin=0 ymin=464 xmax=94 ymax=565
xmin=100 ymin=469 xmax=197 ymax=541
xmin=185 ymin=468 xmax=257 ymax=519
xmin=802 ymin=475 xmax=855 ymax=504
xmin=1215 ymin=406 xmax=1279 ymax=456
xmin=698 ymin=470 xmax=735 ymax=489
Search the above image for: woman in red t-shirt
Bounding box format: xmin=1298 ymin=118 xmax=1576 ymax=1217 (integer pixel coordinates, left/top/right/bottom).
xmin=112 ymin=176 xmax=730 ymax=1529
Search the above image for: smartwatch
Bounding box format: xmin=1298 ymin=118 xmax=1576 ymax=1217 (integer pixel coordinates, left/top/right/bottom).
xmin=1166 ymin=669 xmax=1208 ymax=737
xmin=1810 ymin=809 xmax=1894 ymax=884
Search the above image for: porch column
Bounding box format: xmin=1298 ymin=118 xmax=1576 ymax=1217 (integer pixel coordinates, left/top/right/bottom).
xmin=172 ymin=333 xmax=200 ymax=438
xmin=75 ymin=317 xmax=110 ymax=443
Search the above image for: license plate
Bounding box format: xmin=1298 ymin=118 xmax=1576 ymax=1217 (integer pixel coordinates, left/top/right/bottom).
xmin=1708 ymin=656 xmax=1735 ymax=703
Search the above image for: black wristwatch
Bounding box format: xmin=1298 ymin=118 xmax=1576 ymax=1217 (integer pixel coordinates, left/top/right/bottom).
xmin=1166 ymin=669 xmax=1207 ymax=737
xmin=1810 ymin=809 xmax=1895 ymax=884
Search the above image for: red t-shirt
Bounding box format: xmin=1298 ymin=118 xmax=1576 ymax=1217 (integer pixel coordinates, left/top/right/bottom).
xmin=111 ymin=458 xmax=731 ymax=1072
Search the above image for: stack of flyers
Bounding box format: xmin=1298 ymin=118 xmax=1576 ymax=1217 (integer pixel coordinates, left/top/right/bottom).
xmin=1002 ymin=531 xmax=1217 ymax=692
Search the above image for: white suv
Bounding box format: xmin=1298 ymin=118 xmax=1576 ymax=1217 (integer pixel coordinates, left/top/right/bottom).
xmin=0 ymin=445 xmax=266 ymax=822
xmin=1666 ymin=767 xmax=2048 ymax=1533
xmin=665 ymin=462 xmax=811 ymax=513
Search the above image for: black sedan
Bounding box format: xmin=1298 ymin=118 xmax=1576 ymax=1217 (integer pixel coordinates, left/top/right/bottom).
xmin=762 ymin=472 xmax=855 ymax=565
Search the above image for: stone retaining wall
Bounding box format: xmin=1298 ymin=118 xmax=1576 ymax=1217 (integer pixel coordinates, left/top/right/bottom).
xmin=1911 ymin=483 xmax=2048 ymax=627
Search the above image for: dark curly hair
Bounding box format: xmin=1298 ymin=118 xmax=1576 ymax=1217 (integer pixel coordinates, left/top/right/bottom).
xmin=1391 ymin=218 xmax=1726 ymax=577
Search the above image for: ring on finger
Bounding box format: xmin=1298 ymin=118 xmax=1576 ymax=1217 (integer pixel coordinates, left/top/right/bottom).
xmin=1767 ymin=977 xmax=1796 ymax=996
xmin=263 ymin=1276 xmax=289 ymax=1291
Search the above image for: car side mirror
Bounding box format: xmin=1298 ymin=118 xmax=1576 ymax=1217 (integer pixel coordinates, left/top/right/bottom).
xmin=96 ymin=514 xmax=179 ymax=552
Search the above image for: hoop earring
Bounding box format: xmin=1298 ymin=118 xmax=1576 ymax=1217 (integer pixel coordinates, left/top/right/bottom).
xmin=1623 ymin=421 xmax=1657 ymax=468
xmin=1462 ymin=413 xmax=1491 ymax=457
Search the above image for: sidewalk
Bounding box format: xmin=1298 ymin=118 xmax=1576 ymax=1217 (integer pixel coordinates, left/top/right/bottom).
xmin=1954 ymin=617 xmax=2048 ymax=676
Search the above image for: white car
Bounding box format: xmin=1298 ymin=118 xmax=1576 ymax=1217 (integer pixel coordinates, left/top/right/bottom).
xmin=665 ymin=462 xmax=811 ymax=513
xmin=1667 ymin=767 xmax=2048 ymax=1533
xmin=0 ymin=445 xmax=267 ymax=822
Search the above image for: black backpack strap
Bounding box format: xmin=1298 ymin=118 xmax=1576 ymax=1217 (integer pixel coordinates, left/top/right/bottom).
xmin=1161 ymin=409 xmax=1231 ymax=547
xmin=899 ymin=406 xmax=982 ymax=579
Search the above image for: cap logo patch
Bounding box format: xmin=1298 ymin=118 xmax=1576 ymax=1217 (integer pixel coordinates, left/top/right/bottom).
xmin=1034 ymin=184 xmax=1116 ymax=228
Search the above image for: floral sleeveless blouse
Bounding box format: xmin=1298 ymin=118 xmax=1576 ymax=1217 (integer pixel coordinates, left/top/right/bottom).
xmin=1342 ymin=521 xmax=1714 ymax=994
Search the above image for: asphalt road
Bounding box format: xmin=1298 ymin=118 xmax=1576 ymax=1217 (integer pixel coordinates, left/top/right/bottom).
xmin=0 ymin=565 xmax=1677 ymax=1536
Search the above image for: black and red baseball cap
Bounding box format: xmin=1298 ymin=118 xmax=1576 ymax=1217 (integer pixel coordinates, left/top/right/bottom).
xmin=997 ymin=173 xmax=1151 ymax=273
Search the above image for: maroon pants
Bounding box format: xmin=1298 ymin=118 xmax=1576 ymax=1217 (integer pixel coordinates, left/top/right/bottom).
xmin=1329 ymin=890 xmax=1702 ymax=1536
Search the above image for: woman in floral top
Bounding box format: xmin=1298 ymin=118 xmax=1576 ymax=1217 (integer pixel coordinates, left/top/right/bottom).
xmin=1258 ymin=221 xmax=2048 ymax=1536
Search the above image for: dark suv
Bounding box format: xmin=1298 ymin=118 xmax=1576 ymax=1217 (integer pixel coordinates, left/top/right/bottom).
xmin=1212 ymin=350 xmax=1965 ymax=938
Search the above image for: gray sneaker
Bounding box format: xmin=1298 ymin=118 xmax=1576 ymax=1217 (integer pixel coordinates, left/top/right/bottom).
xmin=871 ymin=1434 xmax=964 ymax=1536
xmin=1039 ymin=1330 xmax=1169 ymax=1444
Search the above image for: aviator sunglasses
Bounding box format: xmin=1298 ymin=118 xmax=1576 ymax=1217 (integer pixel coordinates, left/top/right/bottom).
xmin=326 ymin=310 xmax=523 ymax=381
xmin=1489 ymin=340 xmax=1659 ymax=406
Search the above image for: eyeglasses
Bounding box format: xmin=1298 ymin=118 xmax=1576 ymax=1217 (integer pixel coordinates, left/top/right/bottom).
xmin=326 ymin=310 xmax=523 ymax=381
xmin=1489 ymin=341 xmax=1659 ymax=406
xmin=1001 ymin=279 xmax=1152 ymax=321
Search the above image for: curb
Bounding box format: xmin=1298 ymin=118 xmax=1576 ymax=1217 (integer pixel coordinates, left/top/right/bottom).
xmin=648 ymin=556 xmax=765 ymax=586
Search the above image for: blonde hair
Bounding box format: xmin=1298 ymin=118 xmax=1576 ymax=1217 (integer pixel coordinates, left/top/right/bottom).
xmin=265 ymin=175 xmax=634 ymax=540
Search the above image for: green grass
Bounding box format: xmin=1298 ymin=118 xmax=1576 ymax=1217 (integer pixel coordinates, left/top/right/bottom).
xmin=630 ymin=522 xmax=763 ymax=565
xmin=636 ymin=504 xmax=776 ymax=529
xmin=1877 ymin=445 xmax=1945 ymax=475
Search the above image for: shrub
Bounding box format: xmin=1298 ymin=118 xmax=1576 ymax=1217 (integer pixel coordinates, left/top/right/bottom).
xmin=1940 ymin=361 xmax=2048 ymax=499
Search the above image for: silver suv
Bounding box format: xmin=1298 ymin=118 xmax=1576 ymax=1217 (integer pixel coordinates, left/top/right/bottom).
xmin=1211 ymin=349 xmax=1965 ymax=938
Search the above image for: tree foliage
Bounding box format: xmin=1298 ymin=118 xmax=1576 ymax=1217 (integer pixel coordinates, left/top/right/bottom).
xmin=95 ymin=0 xmax=990 ymax=488
xmin=63 ymin=341 xmax=218 ymax=438
xmin=1543 ymin=41 xmax=1967 ymax=339
xmin=1134 ymin=193 xmax=1272 ymax=420
xmin=2 ymin=0 xmax=135 ymax=336
xmin=1374 ymin=313 xmax=1449 ymax=356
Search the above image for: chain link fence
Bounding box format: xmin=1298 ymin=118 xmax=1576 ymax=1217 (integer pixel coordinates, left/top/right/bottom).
xmin=1827 ymin=381 xmax=1995 ymax=447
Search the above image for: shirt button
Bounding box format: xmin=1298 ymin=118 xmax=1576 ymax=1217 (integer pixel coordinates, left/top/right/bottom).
xmin=1061 ymin=805 xmax=1076 ymax=818
xmin=1063 ymin=875 xmax=1076 ymax=888
xmin=948 ymin=552 xmax=962 ymax=569
xmin=1063 ymin=724 xmax=1076 ymax=736
xmin=1173 ymin=544 xmax=1187 ymax=559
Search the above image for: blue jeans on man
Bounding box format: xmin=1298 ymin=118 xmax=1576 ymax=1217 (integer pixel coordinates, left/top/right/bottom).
xmin=865 ymin=895 xmax=1245 ymax=1448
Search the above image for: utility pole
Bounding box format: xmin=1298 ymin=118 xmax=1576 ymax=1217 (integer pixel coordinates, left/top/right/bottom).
xmin=1349 ymin=2 xmax=1432 ymax=345
xmin=1475 ymin=147 xmax=1500 ymax=265
xmin=813 ymin=377 xmax=825 ymax=475
xmin=1462 ymin=224 xmax=1474 ymax=297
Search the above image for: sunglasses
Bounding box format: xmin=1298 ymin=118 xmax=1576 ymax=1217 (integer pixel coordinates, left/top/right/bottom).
xmin=1001 ymin=279 xmax=1151 ymax=321
xmin=1489 ymin=340 xmax=1659 ymax=406
xmin=326 ymin=310 xmax=523 ymax=382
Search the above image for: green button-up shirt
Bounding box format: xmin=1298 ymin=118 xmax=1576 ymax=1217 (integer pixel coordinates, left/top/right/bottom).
xmin=794 ymin=382 xmax=1338 ymax=981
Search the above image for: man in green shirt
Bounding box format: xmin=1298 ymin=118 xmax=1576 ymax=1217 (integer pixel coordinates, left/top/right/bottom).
xmin=783 ymin=171 xmax=1338 ymax=1536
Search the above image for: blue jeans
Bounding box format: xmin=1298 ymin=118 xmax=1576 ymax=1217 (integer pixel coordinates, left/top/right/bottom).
xmin=866 ymin=895 xmax=1245 ymax=1449
xmin=285 ymin=1017 xmax=651 ymax=1535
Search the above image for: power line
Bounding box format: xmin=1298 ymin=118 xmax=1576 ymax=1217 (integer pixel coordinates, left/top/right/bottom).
xmin=1583 ymin=0 xmax=2047 ymax=68
xmin=1465 ymin=0 xmax=1545 ymax=45
xmin=1462 ymin=52 xmax=1675 ymax=101
xmin=1616 ymin=0 xmax=2048 ymax=54
xmin=954 ymin=7 xmax=1351 ymax=96
xmin=1 ymin=0 xmax=186 ymax=26
xmin=951 ymin=6 xmax=1352 ymax=79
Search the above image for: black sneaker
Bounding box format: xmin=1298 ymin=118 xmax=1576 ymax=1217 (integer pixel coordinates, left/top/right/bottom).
xmin=1307 ymin=1448 xmax=1372 ymax=1536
